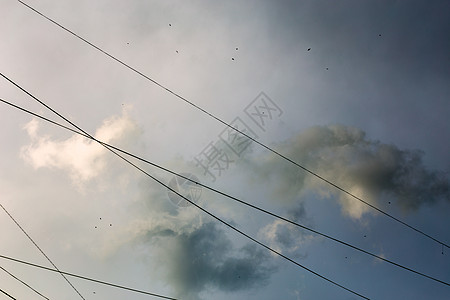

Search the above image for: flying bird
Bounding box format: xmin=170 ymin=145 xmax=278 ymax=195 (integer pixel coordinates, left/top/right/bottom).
xmin=231 ymin=57 xmax=235 ymax=61
xmin=169 ymin=23 xmax=172 ymax=27
xmin=236 ymin=47 xmax=238 ymax=50
xmin=307 ymin=48 xmax=311 ymax=51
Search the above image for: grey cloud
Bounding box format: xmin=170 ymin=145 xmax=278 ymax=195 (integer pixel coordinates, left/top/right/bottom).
xmin=242 ymin=125 xmax=449 ymax=218
xmin=146 ymin=221 xmax=275 ymax=300
xmin=126 ymin=152 xmax=277 ymax=299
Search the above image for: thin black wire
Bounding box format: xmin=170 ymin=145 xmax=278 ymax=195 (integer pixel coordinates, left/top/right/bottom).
xmin=0 ymin=265 xmax=50 ymax=300
xmin=0 ymin=202 xmax=85 ymax=300
xmin=0 ymin=288 xmax=16 ymax=300
xmin=0 ymin=79 xmax=369 ymax=299
xmin=1 ymin=97 xmax=449 ymax=288
xmin=0 ymin=255 xmax=177 ymax=300
xmin=15 ymin=0 xmax=449 ymax=250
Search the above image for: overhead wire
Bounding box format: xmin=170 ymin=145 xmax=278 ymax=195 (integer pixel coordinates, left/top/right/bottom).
xmin=0 ymin=75 xmax=370 ymax=299
xmin=0 ymin=202 xmax=85 ymax=299
xmin=0 ymin=288 xmax=16 ymax=300
xmin=1 ymin=96 xmax=449 ymax=288
xmin=15 ymin=0 xmax=449 ymax=250
xmin=0 ymin=265 xmax=50 ymax=300
xmin=0 ymin=255 xmax=177 ymax=300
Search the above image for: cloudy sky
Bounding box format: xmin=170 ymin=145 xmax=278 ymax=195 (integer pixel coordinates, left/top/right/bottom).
xmin=1 ymin=0 xmax=449 ymax=299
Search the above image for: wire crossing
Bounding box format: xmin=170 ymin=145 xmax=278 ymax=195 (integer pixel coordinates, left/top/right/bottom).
xmin=0 ymin=255 xmax=177 ymax=300
xmin=15 ymin=0 xmax=449 ymax=250
xmin=1 ymin=97 xmax=449 ymax=288
xmin=1 ymin=76 xmax=370 ymax=299
xmin=0 ymin=265 xmax=50 ymax=300
xmin=0 ymin=202 xmax=85 ymax=300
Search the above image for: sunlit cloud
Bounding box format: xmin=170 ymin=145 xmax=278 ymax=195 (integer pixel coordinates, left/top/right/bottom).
xmin=20 ymin=109 xmax=140 ymax=187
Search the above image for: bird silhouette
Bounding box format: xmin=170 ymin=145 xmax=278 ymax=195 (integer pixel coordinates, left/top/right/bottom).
xmin=307 ymin=48 xmax=311 ymax=51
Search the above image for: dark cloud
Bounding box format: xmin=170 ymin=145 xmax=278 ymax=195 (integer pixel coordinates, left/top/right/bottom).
xmin=146 ymin=222 xmax=275 ymax=299
xmin=243 ymin=125 xmax=449 ymax=218
xmin=391 ymin=151 xmax=449 ymax=210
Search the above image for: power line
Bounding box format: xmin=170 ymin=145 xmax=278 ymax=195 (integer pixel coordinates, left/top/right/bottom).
xmin=0 ymin=203 xmax=86 ymax=300
xmin=15 ymin=0 xmax=449 ymax=250
xmin=0 ymin=265 xmax=50 ymax=300
xmin=0 ymin=78 xmax=370 ymax=299
xmin=1 ymin=97 xmax=449 ymax=288
xmin=0 ymin=288 xmax=16 ymax=300
xmin=0 ymin=255 xmax=177 ymax=300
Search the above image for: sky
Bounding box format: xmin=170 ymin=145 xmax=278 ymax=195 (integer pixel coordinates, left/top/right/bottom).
xmin=0 ymin=0 xmax=449 ymax=299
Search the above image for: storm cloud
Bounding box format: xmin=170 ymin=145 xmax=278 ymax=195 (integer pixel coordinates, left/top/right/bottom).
xmin=144 ymin=221 xmax=275 ymax=300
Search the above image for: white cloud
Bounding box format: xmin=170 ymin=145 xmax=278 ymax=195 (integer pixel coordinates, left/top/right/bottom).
xmin=20 ymin=109 xmax=140 ymax=187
